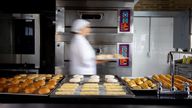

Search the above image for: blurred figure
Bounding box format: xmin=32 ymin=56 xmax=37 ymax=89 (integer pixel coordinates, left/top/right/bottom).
xmin=69 ymin=19 xmax=96 ymax=75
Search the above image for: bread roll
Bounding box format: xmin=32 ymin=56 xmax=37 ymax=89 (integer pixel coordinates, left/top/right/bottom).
xmin=45 ymin=84 xmax=55 ymax=89
xmin=24 ymin=86 xmax=36 ymax=94
xmin=132 ymin=86 xmax=142 ymax=90
xmin=38 ymin=87 xmax=50 ymax=94
xmin=55 ymin=91 xmax=74 ymax=95
xmin=0 ymin=84 xmax=5 ymax=92
xmin=8 ymin=87 xmax=20 ymax=93
xmin=69 ymin=78 xmax=81 ymax=83
xmin=140 ymin=78 xmax=148 ymax=82
xmin=106 ymin=92 xmax=126 ymax=95
xmin=135 ymin=79 xmax=143 ymax=85
xmin=20 ymin=82 xmax=28 ymax=89
xmin=175 ymin=75 xmax=192 ymax=84
xmin=0 ymin=78 xmax=7 ymax=84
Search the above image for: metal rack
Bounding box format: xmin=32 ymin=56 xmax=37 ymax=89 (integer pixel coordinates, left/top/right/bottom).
xmin=157 ymin=51 xmax=191 ymax=97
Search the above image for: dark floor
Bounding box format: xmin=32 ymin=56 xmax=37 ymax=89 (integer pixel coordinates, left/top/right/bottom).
xmin=0 ymin=104 xmax=191 ymax=108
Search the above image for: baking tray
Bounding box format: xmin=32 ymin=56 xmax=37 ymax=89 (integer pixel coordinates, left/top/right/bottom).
xmin=50 ymin=75 xmax=135 ymax=98
xmin=120 ymin=76 xmax=158 ymax=96
xmin=0 ymin=74 xmax=65 ymax=97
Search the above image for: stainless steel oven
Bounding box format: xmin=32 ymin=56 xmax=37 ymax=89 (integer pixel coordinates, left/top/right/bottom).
xmin=55 ymin=0 xmax=134 ymax=76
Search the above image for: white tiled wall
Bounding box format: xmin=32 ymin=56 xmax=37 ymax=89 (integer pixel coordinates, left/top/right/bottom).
xmin=133 ymin=17 xmax=174 ymax=77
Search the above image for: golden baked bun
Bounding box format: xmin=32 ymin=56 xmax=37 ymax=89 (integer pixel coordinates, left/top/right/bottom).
xmin=24 ymin=86 xmax=36 ymax=94
xmin=14 ymin=75 xmax=22 ymax=79
xmin=48 ymin=80 xmax=57 ymax=86
xmin=135 ymin=79 xmax=143 ymax=85
xmin=8 ymin=86 xmax=20 ymax=93
xmin=33 ymin=82 xmax=41 ymax=88
xmin=35 ymin=77 xmax=46 ymax=81
xmin=19 ymin=74 xmax=27 ymax=77
xmin=0 ymin=84 xmax=5 ymax=92
xmin=38 ymin=87 xmax=50 ymax=94
xmin=0 ymin=78 xmax=7 ymax=84
xmin=20 ymin=82 xmax=28 ymax=89
xmin=37 ymin=80 xmax=46 ymax=86
xmin=132 ymin=86 xmax=142 ymax=90
xmin=19 ymin=78 xmax=26 ymax=83
xmin=140 ymin=78 xmax=148 ymax=82
xmin=45 ymin=84 xmax=55 ymax=89
xmin=124 ymin=77 xmax=131 ymax=82
xmin=7 ymin=78 xmax=14 ymax=82
xmin=12 ymin=79 xmax=21 ymax=84
xmin=26 ymin=79 xmax=33 ymax=84
xmin=140 ymin=83 xmax=151 ymax=89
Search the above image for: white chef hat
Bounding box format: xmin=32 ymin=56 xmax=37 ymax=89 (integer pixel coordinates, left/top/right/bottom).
xmin=71 ymin=19 xmax=90 ymax=34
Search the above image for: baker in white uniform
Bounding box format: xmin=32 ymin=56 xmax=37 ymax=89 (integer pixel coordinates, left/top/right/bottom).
xmin=69 ymin=19 xmax=96 ymax=75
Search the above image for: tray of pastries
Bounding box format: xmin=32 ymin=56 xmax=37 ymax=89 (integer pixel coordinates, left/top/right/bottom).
xmin=152 ymin=74 xmax=192 ymax=92
xmin=0 ymin=74 xmax=64 ymax=96
xmin=96 ymin=54 xmax=128 ymax=61
xmin=121 ymin=76 xmax=157 ymax=95
xmin=51 ymin=74 xmax=134 ymax=97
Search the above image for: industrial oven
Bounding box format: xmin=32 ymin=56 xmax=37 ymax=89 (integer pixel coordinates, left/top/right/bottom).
xmin=55 ymin=0 xmax=134 ymax=76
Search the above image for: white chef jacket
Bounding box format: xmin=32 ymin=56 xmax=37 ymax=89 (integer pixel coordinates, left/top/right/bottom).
xmin=69 ymin=34 xmax=96 ymax=75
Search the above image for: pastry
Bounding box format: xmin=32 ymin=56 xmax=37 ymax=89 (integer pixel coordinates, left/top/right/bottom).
xmin=19 ymin=74 xmax=27 ymax=77
xmin=55 ymin=91 xmax=75 ymax=95
xmin=0 ymin=84 xmax=5 ymax=92
xmin=123 ymin=77 xmax=131 ymax=82
xmin=8 ymin=86 xmax=20 ymax=93
xmin=12 ymin=79 xmax=21 ymax=84
xmin=35 ymin=77 xmax=46 ymax=81
xmin=140 ymin=83 xmax=151 ymax=89
xmin=73 ymin=75 xmax=84 ymax=79
xmin=0 ymin=78 xmax=7 ymax=84
xmin=90 ymin=75 xmax=100 ymax=79
xmin=45 ymin=84 xmax=55 ymax=89
xmin=24 ymin=86 xmax=36 ymax=94
xmin=104 ymin=83 xmax=120 ymax=86
xmin=140 ymin=78 xmax=148 ymax=82
xmin=38 ymin=87 xmax=50 ymax=94
xmin=135 ymin=79 xmax=143 ymax=85
xmin=25 ymin=79 xmax=33 ymax=84
xmin=69 ymin=78 xmax=81 ymax=83
xmin=20 ymin=82 xmax=28 ymax=89
xmin=106 ymin=91 xmax=126 ymax=95
xmin=80 ymin=91 xmax=99 ymax=95
xmin=106 ymin=78 xmax=118 ymax=83
xmin=88 ymin=78 xmax=100 ymax=83
xmin=105 ymin=75 xmax=115 ymax=79
xmin=132 ymin=86 xmax=142 ymax=90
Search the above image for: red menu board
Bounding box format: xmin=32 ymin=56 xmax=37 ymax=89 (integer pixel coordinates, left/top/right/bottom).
xmin=119 ymin=10 xmax=131 ymax=32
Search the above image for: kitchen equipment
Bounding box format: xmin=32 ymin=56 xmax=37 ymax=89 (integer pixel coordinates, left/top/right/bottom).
xmin=55 ymin=0 xmax=134 ymax=76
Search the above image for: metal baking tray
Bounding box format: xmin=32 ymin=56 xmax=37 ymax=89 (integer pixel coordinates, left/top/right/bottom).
xmin=0 ymin=74 xmax=65 ymax=97
xmin=50 ymin=75 xmax=135 ymax=98
xmin=121 ymin=76 xmax=158 ymax=96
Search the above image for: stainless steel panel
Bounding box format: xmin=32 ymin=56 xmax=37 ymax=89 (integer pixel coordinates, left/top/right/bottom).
xmin=65 ymin=27 xmax=117 ymax=33
xmin=65 ymin=10 xmax=118 ymax=27
xmin=56 ymin=7 xmax=65 ymax=33
xmin=56 ymin=33 xmax=133 ymax=44
xmin=174 ymin=11 xmax=190 ymax=49
xmin=56 ymin=0 xmax=135 ymax=8
xmin=55 ymin=42 xmax=64 ymax=66
xmin=15 ymin=14 xmax=40 ymax=67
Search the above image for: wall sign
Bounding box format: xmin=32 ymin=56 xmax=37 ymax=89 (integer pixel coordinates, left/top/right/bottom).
xmin=119 ymin=9 xmax=131 ymax=32
xmin=117 ymin=43 xmax=129 ymax=66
